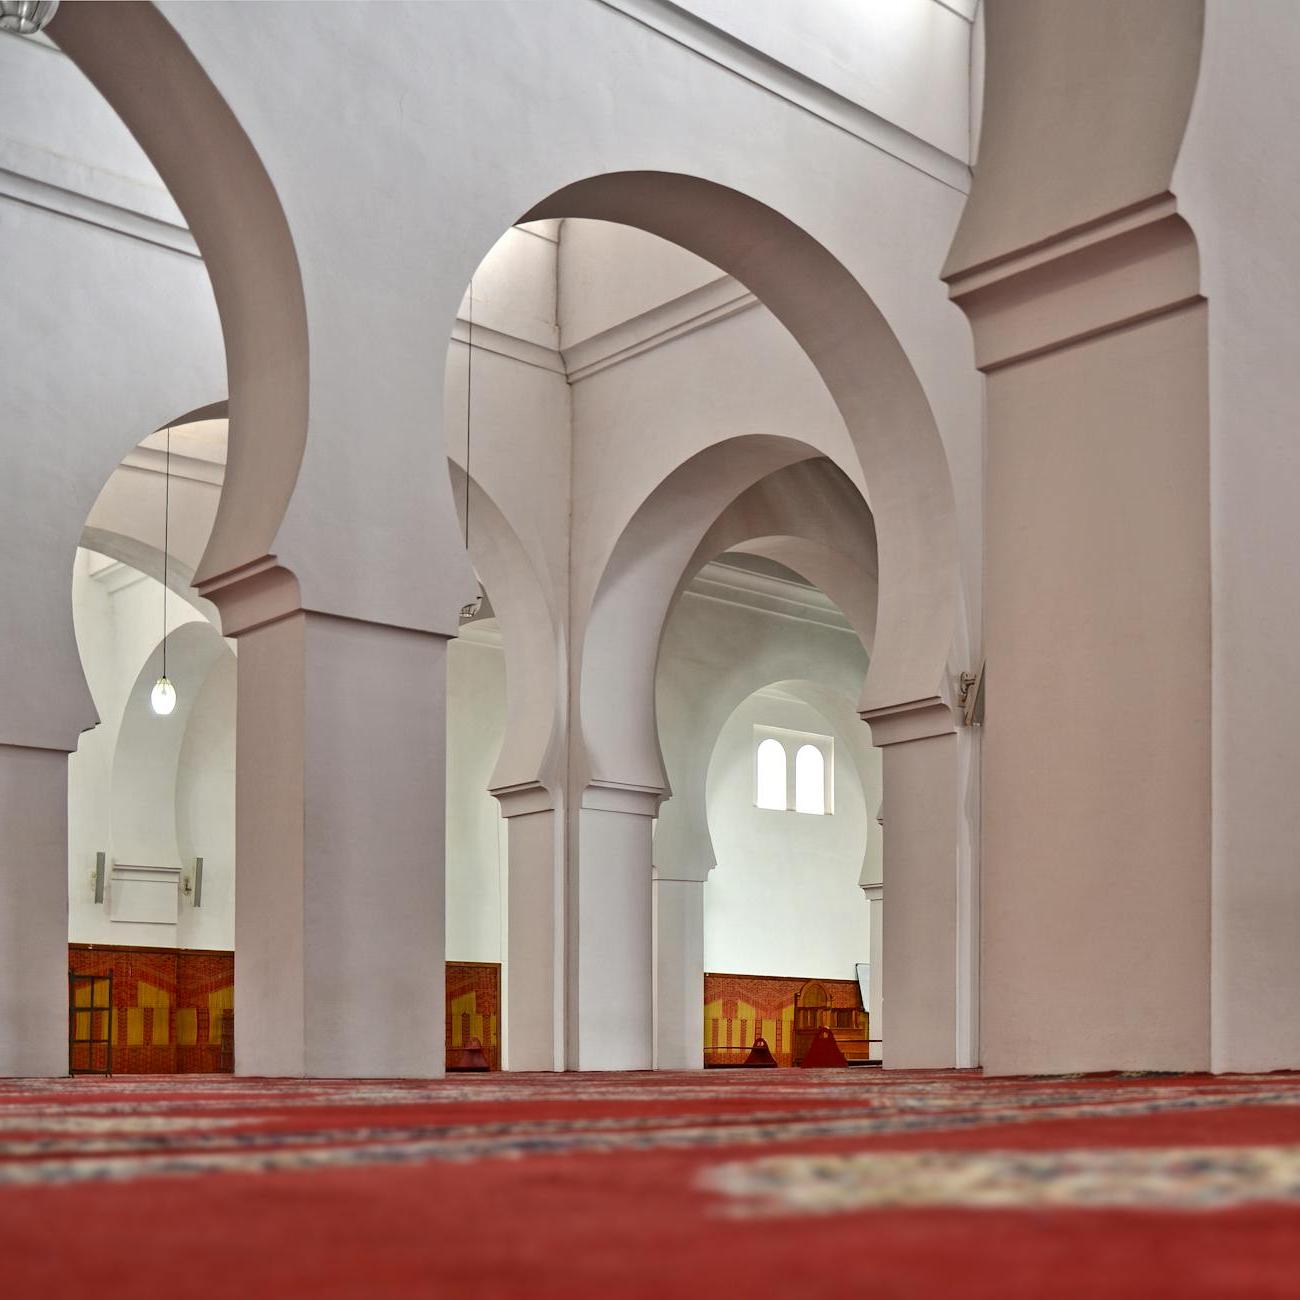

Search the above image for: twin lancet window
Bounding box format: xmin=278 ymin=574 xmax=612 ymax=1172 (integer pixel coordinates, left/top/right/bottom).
xmin=754 ymin=731 xmax=831 ymax=815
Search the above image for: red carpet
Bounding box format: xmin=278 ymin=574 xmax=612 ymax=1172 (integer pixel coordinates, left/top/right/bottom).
xmin=5 ymin=1069 xmax=1300 ymax=1297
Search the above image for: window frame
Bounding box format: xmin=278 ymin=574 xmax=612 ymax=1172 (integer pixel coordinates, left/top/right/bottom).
xmin=751 ymin=724 xmax=834 ymax=816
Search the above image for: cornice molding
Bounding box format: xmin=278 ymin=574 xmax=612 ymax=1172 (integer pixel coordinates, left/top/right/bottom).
xmin=652 ymin=859 xmax=715 ymax=884
xmin=456 ymin=618 xmax=504 ymax=649
xmin=945 ymin=193 xmax=1203 ymax=373
xmin=449 ymin=318 xmax=565 ymax=376
xmin=451 ymin=274 xmax=764 ymax=386
xmin=0 ymin=117 xmax=196 ymax=258
xmin=596 ymin=0 xmax=971 ymax=194
xmin=562 ymin=275 xmax=758 ymax=382
xmin=86 ymin=558 xmax=151 ymax=595
xmin=197 ymin=557 xmax=468 ymax=641
xmin=3 ymin=158 xmax=775 ymax=389
xmin=121 ymin=446 xmax=225 ymax=488
xmin=491 ymin=779 xmax=555 ymax=818
xmin=946 ymin=194 xmax=1179 ymax=294
xmin=860 ymin=695 xmax=957 ymax=746
xmin=684 ymin=560 xmax=855 ymax=635
xmin=581 ymin=778 xmax=666 ymax=816
xmin=194 ymin=556 xmax=301 ymax=638
xmin=0 ymin=164 xmax=198 ymax=257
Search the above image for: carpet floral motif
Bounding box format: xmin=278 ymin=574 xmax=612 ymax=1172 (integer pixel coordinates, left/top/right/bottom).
xmin=702 ymin=1144 xmax=1300 ymax=1215
xmin=4 ymin=1071 xmax=1300 ymax=1192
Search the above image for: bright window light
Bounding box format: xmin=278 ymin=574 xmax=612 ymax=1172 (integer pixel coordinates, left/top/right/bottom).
xmin=794 ymin=744 xmax=826 ymax=815
xmin=755 ymin=737 xmax=787 ymax=810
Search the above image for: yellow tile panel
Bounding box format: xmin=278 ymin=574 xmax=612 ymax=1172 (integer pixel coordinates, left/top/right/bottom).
xmin=175 ymin=1008 xmax=197 ymax=1046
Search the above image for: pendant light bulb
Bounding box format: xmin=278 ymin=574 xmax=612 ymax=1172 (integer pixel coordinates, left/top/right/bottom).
xmin=151 ymin=677 xmax=177 ymax=716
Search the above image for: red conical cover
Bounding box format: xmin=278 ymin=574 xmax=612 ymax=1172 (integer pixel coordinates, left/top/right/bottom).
xmin=798 ymin=1026 xmax=847 ymax=1068
xmin=451 ymin=1035 xmax=491 ymax=1072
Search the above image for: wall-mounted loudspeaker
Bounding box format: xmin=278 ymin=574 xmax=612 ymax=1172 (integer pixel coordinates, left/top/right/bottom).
xmin=193 ymin=857 xmax=203 ymax=908
xmin=93 ymin=852 xmax=106 ymax=904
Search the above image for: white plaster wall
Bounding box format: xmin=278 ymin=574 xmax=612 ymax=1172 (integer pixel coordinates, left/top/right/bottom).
xmin=1174 ymin=0 xmax=1300 ymax=1072
xmin=445 ymin=335 xmax=570 ymax=621
xmin=558 ymin=220 xmax=720 ymax=348
xmin=66 ymin=550 xmax=116 ymax=928
xmin=0 ymin=29 xmax=176 ymax=221
xmin=1 ymin=28 xmax=224 ymax=758
xmin=86 ymin=424 xmax=227 ymax=586
xmin=676 ymin=0 xmax=975 ymax=161
xmin=68 ymin=550 xmax=233 ymax=949
xmin=655 ymin=566 xmax=877 ymax=873
xmin=653 ymin=569 xmax=880 ymax=977
xmin=174 ymin=653 xmax=236 ymax=950
xmin=447 ymin=221 xmax=571 ymax=614
xmin=704 ymin=690 xmax=873 ymax=979
xmin=568 ymin=300 xmax=857 ymax=627
xmin=443 ymin=581 xmax=882 ymax=979
xmin=463 ymin=224 xmax=560 ymax=352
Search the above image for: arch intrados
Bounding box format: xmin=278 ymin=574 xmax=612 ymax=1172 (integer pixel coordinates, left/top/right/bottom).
xmin=51 ymin=4 xmax=309 ymax=590
xmin=110 ymin=621 xmax=232 ymax=867
xmin=667 ymin=457 xmax=881 ymax=702
xmin=581 ymin=433 xmax=824 ymax=790
xmin=446 ymin=463 xmax=562 ymax=793
xmin=72 ymin=533 xmax=226 ymax=739
xmin=121 ymin=619 xmax=230 ymax=711
xmin=78 ymin=529 xmax=201 ymax=604
xmin=653 ymin=524 xmax=871 ymax=884
xmin=728 ymin=537 xmax=878 ymax=655
xmin=79 ymin=399 xmax=231 ymax=633
xmin=523 ymin=171 xmax=958 ymax=712
xmin=159 ymin=400 xmax=229 ymax=428
xmin=684 ymin=675 xmax=871 ymax=880
xmin=690 ymin=458 xmax=878 ymax=580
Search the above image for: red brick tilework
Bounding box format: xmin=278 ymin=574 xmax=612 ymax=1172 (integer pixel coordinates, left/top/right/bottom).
xmin=69 ymin=947 xmax=502 ymax=1074
xmin=68 ymin=945 xmax=234 ymax=1075
xmin=704 ymin=972 xmax=863 ymax=1067
xmin=446 ymin=961 xmax=501 ymax=1070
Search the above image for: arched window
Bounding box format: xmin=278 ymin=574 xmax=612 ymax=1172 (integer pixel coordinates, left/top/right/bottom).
xmin=794 ymin=744 xmax=826 ymax=815
xmin=755 ymin=737 xmax=788 ymax=810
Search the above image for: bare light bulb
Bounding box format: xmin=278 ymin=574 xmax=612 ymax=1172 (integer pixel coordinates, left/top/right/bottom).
xmin=150 ymin=677 xmax=177 ymax=716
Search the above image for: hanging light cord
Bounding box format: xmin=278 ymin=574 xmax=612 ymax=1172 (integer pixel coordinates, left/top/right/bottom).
xmin=464 ymin=278 xmax=473 ymax=550
xmin=162 ymin=426 xmax=171 ymax=679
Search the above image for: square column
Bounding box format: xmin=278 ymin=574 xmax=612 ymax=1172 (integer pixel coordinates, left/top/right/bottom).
xmin=494 ymin=782 xmax=564 ymax=1071
xmin=861 ymin=883 xmax=884 ymax=1054
xmin=570 ymin=783 xmax=659 ymax=1070
xmin=233 ymin=609 xmax=450 ymax=1077
xmin=0 ymin=744 xmax=70 ymax=1076
xmin=863 ymin=698 xmax=962 ymax=1069
xmin=949 ymin=201 xmax=1210 ymax=1075
xmin=652 ymin=874 xmax=705 ymax=1069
